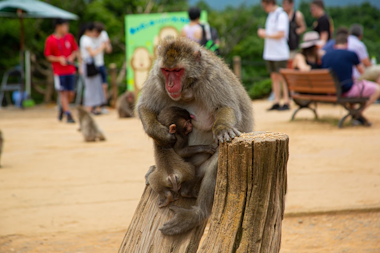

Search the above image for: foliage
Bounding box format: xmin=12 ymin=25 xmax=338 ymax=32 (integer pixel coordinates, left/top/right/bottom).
xmin=248 ymin=78 xmax=272 ymax=99
xmin=0 ymin=0 xmax=380 ymax=103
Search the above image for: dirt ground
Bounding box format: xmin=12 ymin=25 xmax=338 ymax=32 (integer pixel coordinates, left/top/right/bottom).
xmin=0 ymin=100 xmax=380 ymax=252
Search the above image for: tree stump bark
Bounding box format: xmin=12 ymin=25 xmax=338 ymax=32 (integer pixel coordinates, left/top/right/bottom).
xmin=118 ymin=186 xmax=207 ymax=253
xmin=198 ymin=131 xmax=288 ymax=253
xmin=119 ymin=131 xmax=288 ymax=253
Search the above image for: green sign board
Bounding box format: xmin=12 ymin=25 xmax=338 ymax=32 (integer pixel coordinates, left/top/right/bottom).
xmin=125 ymin=11 xmax=207 ymax=96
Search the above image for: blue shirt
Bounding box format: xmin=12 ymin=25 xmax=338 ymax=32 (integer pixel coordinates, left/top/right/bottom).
xmin=322 ymin=49 xmax=360 ymax=93
xmin=323 ymin=39 xmax=335 ymax=54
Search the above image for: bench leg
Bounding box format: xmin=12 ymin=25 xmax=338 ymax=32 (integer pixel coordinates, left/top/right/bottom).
xmin=291 ymin=100 xmax=318 ymax=121
xmin=338 ymin=102 xmax=366 ymax=128
xmin=338 ymin=112 xmax=351 ymax=128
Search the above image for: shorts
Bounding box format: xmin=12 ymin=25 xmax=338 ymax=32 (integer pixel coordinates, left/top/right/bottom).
xmin=343 ymin=80 xmax=378 ymax=98
xmin=98 ymin=65 xmax=108 ymax=85
xmin=358 ymin=65 xmax=380 ymax=82
xmin=266 ymin=60 xmax=288 ymax=74
xmin=289 ymin=50 xmax=298 ymax=60
xmin=54 ymin=74 xmax=75 ymax=91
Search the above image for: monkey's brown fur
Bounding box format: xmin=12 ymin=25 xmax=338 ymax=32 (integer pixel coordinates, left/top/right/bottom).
xmin=77 ymin=106 xmax=106 ymax=142
xmin=116 ymin=91 xmax=135 ymax=118
xmin=137 ymin=37 xmax=253 ymax=235
xmin=145 ymin=106 xmax=216 ymax=208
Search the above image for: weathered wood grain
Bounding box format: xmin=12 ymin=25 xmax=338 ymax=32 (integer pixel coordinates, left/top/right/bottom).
xmin=198 ymin=131 xmax=289 ymax=253
xmin=118 ymin=185 xmax=207 ymax=253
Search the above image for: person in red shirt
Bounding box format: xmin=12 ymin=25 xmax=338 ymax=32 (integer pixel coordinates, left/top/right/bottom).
xmin=44 ymin=19 xmax=78 ymax=123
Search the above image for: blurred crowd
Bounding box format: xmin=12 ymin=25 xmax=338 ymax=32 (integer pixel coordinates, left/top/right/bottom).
xmin=258 ymin=0 xmax=380 ymax=126
xmin=43 ymin=0 xmax=380 ymax=127
xmin=44 ymin=19 xmax=112 ymax=123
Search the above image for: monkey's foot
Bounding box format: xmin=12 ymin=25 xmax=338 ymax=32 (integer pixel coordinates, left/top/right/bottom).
xmin=145 ymin=165 xmax=156 ymax=185
xmin=213 ymin=126 xmax=241 ymax=143
xmin=159 ymin=206 xmax=204 ymax=235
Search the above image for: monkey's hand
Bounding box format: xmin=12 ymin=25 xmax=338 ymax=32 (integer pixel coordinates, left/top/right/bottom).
xmin=148 ymin=124 xmax=176 ymax=148
xmin=140 ymin=107 xmax=176 ymax=148
xmin=212 ymin=107 xmax=241 ymax=143
xmin=159 ymin=206 xmax=204 ymax=235
xmin=213 ymin=125 xmax=241 ymax=144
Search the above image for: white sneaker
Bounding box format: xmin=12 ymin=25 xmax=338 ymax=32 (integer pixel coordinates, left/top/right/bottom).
xmin=101 ymin=107 xmax=109 ymax=114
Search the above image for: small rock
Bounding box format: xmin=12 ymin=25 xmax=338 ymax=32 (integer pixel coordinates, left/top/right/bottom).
xmin=298 ymin=219 xmax=303 ymax=224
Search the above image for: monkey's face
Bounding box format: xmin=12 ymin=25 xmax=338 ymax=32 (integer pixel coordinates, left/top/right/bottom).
xmin=160 ymin=67 xmax=185 ymax=100
xmin=157 ymin=38 xmax=203 ymax=101
xmin=127 ymin=93 xmax=134 ymax=103
xmin=183 ymin=119 xmax=193 ymax=135
xmin=168 ymin=118 xmax=192 ymax=136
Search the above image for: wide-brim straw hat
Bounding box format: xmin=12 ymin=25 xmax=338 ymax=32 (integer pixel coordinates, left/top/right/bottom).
xmin=299 ymin=31 xmax=324 ymax=48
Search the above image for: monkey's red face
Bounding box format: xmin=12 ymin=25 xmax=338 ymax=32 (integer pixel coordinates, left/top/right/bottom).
xmin=161 ymin=68 xmax=185 ymax=100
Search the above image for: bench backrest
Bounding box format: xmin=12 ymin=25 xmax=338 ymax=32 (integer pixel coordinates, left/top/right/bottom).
xmin=280 ymin=69 xmax=342 ymax=97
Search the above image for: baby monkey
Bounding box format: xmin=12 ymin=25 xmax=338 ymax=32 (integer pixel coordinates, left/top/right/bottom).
xmin=145 ymin=106 xmax=217 ymax=208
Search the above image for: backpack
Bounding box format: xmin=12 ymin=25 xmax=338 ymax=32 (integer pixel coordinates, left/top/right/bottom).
xmin=199 ymin=23 xmax=220 ymax=55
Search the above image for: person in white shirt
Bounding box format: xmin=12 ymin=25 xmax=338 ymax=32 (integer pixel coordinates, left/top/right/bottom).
xmin=93 ymin=22 xmax=112 ymax=114
xmin=258 ymin=0 xmax=290 ymax=111
xmin=79 ymin=23 xmax=105 ymax=114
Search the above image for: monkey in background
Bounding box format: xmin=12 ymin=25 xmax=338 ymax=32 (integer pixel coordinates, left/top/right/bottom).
xmin=116 ymin=91 xmax=135 ymax=118
xmin=137 ymin=37 xmax=253 ymax=235
xmin=145 ymin=106 xmax=216 ymax=208
xmin=0 ymin=130 xmax=3 ymax=168
xmin=77 ymin=106 xmax=106 ymax=142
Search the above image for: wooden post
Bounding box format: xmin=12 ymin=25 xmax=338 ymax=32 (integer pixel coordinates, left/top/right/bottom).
xmin=198 ymin=132 xmax=288 ymax=253
xmin=118 ymin=186 xmax=207 ymax=253
xmin=109 ymin=63 xmax=117 ymax=108
xmin=119 ymin=131 xmax=288 ymax=253
xmin=233 ymin=56 xmax=241 ymax=80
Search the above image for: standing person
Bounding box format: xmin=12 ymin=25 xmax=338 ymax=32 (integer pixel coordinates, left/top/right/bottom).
xmin=44 ymin=19 xmax=78 ymax=123
xmin=310 ymin=0 xmax=333 ymax=46
xmin=93 ymin=22 xmax=112 ymax=114
xmin=258 ymin=0 xmax=290 ymax=111
xmin=322 ymin=34 xmax=380 ymax=126
xmin=282 ymin=0 xmax=306 ymax=68
xmin=181 ymin=7 xmax=202 ymax=43
xmin=79 ymin=23 xmax=105 ymax=114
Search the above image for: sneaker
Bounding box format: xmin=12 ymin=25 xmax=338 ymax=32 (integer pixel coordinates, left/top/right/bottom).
xmin=352 ymin=115 xmax=372 ymax=126
xmin=91 ymin=110 xmax=101 ymax=116
xmin=278 ymin=104 xmax=290 ymax=111
xmin=58 ymin=107 xmax=64 ymax=121
xmin=267 ymin=103 xmax=280 ymax=111
xmin=66 ymin=113 xmax=76 ymax=123
xmin=101 ymin=107 xmax=109 ymax=114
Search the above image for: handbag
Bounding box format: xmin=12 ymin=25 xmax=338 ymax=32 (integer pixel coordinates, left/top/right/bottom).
xmin=86 ymin=58 xmax=99 ymax=77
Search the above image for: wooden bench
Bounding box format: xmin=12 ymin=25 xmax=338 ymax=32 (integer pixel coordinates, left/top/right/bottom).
xmin=280 ymin=69 xmax=369 ymax=128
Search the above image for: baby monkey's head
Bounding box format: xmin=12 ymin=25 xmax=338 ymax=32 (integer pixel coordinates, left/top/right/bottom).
xmin=157 ymin=106 xmax=193 ymax=137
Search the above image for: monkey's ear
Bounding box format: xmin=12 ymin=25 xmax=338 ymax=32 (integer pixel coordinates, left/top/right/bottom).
xmin=157 ymin=46 xmax=162 ymax=54
xmin=193 ymin=50 xmax=201 ymax=61
xmin=169 ymin=124 xmax=177 ymax=134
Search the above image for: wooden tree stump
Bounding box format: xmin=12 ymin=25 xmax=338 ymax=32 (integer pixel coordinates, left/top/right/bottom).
xmin=119 ymin=131 xmax=288 ymax=253
xmin=118 ymin=185 xmax=207 ymax=253
xmin=198 ymin=131 xmax=288 ymax=253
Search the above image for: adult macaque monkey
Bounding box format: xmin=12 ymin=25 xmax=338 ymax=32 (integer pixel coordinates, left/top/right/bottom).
xmin=137 ymin=37 xmax=253 ymax=235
